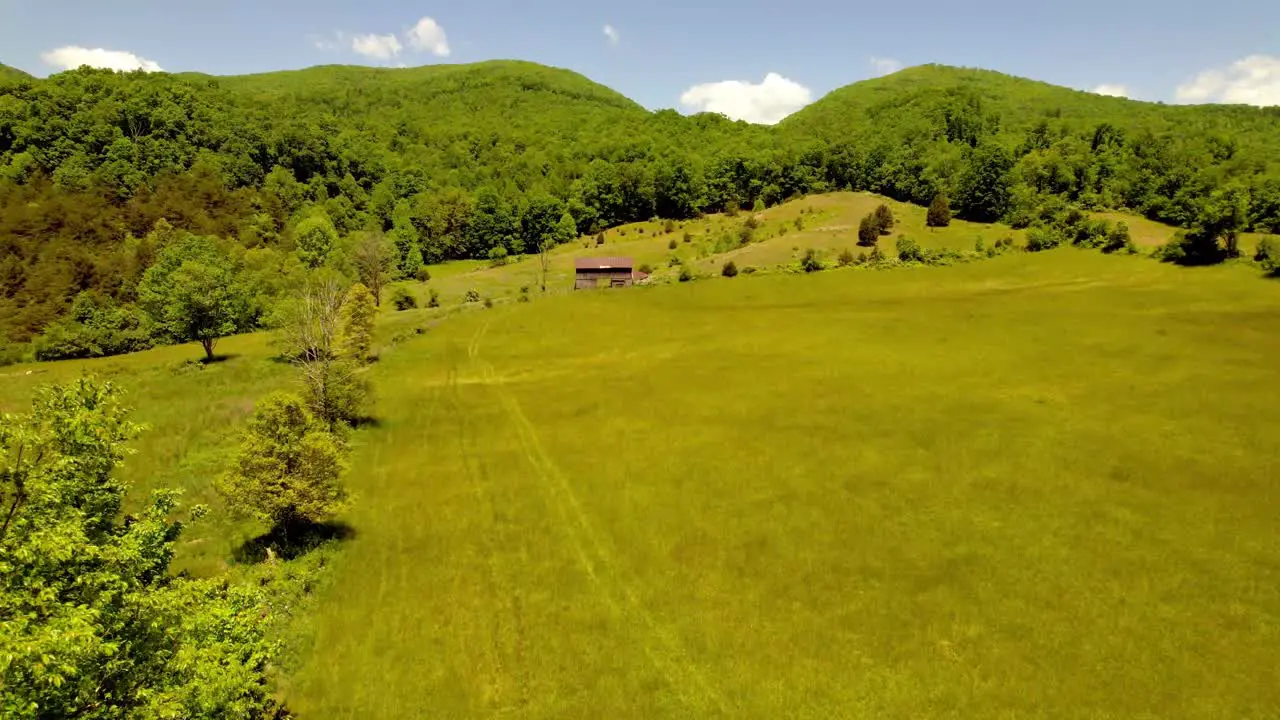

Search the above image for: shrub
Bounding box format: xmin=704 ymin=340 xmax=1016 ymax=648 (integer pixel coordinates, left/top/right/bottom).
xmin=1101 ymin=222 xmax=1133 ymax=254
xmin=391 ymin=286 xmax=417 ymax=311
xmin=464 ymin=288 xmax=481 ymax=303
xmin=668 ymin=238 xmax=678 ymax=250
xmin=668 ymin=255 xmax=682 ymax=267
xmin=927 ymin=194 xmax=952 ymax=227
xmin=752 ymin=198 xmax=765 ymax=213
xmin=427 ymin=288 xmax=440 ymax=308
xmin=857 ymin=214 xmax=880 ymax=246
xmin=744 ymin=215 xmax=760 ymax=230
xmin=682 ymin=231 xmax=692 ymax=243
xmin=873 ymin=204 xmax=894 ymax=235
xmin=1025 ymin=226 xmax=1064 ymax=252
xmin=415 ymin=267 xmax=431 ymax=282
xmin=483 ymin=297 xmax=494 ymax=309
xmin=794 ymin=216 xmax=804 ymax=231
xmin=678 ymin=266 xmax=694 ymax=282
xmin=663 ymin=219 xmax=676 ymax=234
xmin=518 ymin=286 xmax=531 ymax=303
xmin=638 ymin=227 xmax=646 ymax=234
xmin=737 ymin=225 xmax=755 ymax=245
xmin=837 ymin=248 xmax=856 ymax=266
xmin=974 ymin=237 xmax=985 ymax=253
xmin=596 ymin=232 xmax=607 ymax=244
xmin=487 ymin=246 xmax=509 ymax=267
xmin=725 ymin=200 xmax=740 ymax=217
xmin=742 ymin=266 xmax=759 ymax=274
xmin=638 ymin=263 xmax=654 ymax=274
xmin=801 ymin=249 xmax=822 ymax=273
xmin=856 ymin=251 xmax=869 ymax=265
xmin=896 ymin=236 xmax=927 ymax=263
xmin=721 ymin=260 xmax=739 ymax=277
xmin=1252 ymin=236 xmax=1277 ymax=267
xmin=869 ymin=245 xmax=886 ymax=263
xmin=32 ymin=292 xmax=155 ymax=362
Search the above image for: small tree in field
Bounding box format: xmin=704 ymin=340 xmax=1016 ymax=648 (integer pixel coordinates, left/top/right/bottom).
xmin=278 ymin=273 xmax=369 ymax=429
xmin=219 ymin=392 xmax=348 ymax=534
xmin=137 ymin=234 xmax=249 ymax=362
xmin=350 ymin=231 xmax=396 ymax=305
xmin=340 ymin=283 xmax=376 ymax=363
xmin=721 ymin=260 xmax=739 ymax=277
xmin=927 ymin=194 xmax=952 ymax=228
xmin=873 ymin=204 xmax=894 ymax=235
xmin=857 ymin=214 xmax=880 ymax=247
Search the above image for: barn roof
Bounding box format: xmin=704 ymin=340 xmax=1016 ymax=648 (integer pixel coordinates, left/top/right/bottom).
xmin=574 ymin=256 xmax=634 ymax=271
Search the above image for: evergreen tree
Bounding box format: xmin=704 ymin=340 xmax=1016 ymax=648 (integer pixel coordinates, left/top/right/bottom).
xmin=873 ymin=203 xmax=894 ymax=234
xmin=340 ymin=283 xmax=376 ymax=363
xmin=927 ymin=194 xmax=953 ymax=227
xmin=858 ymin=214 xmax=880 ymax=246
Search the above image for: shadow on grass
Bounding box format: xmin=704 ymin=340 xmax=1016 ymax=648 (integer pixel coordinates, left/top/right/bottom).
xmin=233 ymin=520 xmax=356 ymax=564
xmin=200 ymin=353 xmax=238 ymax=364
xmin=350 ymin=415 xmax=382 ymax=429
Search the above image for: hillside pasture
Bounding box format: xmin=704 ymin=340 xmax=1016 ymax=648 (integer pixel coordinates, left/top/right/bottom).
xmin=289 ymin=250 xmax=1280 ymax=718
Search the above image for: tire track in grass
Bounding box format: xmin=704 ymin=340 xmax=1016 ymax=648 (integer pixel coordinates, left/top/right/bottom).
xmin=466 ymin=321 xmax=727 ymax=716
xmin=446 ymin=339 xmax=530 ymax=713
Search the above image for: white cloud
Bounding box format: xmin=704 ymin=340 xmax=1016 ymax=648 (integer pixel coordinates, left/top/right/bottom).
xmin=870 ymin=57 xmax=903 ymax=76
xmin=1091 ymin=84 xmax=1130 ymax=98
xmin=406 ymin=17 xmax=450 ymax=57
xmin=1176 ymin=55 xmax=1280 ymax=106
xmin=351 ymin=33 xmax=402 ymax=60
xmin=680 ymin=73 xmax=813 ymax=125
xmin=41 ymin=46 xmax=163 ymax=73
xmin=603 ymin=24 xmax=619 ymax=46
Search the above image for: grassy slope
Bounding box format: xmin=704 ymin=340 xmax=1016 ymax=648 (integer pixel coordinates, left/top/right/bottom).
xmin=0 ymin=63 xmax=32 ymax=83
xmin=288 ymin=250 xmax=1280 ymax=717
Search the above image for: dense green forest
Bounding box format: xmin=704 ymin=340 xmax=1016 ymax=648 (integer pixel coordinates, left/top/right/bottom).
xmin=2 ymin=60 xmax=1278 ymax=361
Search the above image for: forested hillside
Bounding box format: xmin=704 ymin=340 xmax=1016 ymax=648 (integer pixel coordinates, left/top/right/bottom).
xmin=2 ymin=60 xmax=1278 ymax=360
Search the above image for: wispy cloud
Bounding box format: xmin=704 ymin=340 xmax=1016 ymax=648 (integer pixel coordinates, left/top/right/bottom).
xmin=603 ymin=24 xmax=620 ymax=46
xmin=680 ymin=73 xmax=813 ymax=125
xmin=1176 ymin=55 xmax=1280 ymax=106
xmin=42 ymin=46 xmax=163 ymax=72
xmin=870 ymin=57 xmax=903 ymax=76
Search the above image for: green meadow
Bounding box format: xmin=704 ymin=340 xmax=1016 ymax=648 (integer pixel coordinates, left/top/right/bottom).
xmin=5 ymin=196 xmax=1279 ymax=717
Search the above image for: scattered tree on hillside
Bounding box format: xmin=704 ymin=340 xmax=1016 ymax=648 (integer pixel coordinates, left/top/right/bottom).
xmin=350 ymin=231 xmax=396 ymax=305
xmin=927 ymin=194 xmax=953 ymax=227
xmin=873 ymin=204 xmax=895 ymax=234
xmin=392 ymin=287 xmax=418 ymax=310
xmin=722 ymin=260 xmax=739 ymax=277
xmin=340 ymin=283 xmax=376 ymax=363
xmin=801 ymin=248 xmax=822 ymax=272
xmin=858 ymin=214 xmax=881 ymax=246
xmin=0 ymin=378 xmax=288 ymax=718
xmin=137 ymin=234 xmax=249 ymax=361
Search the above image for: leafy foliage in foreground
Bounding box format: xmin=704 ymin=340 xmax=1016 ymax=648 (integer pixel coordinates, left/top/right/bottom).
xmin=0 ymin=379 xmax=286 ymax=719
xmin=3 ymin=61 xmax=1280 ymax=357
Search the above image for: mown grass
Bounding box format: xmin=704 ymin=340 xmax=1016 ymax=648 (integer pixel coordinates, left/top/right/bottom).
xmin=287 ymin=249 xmax=1280 ymax=718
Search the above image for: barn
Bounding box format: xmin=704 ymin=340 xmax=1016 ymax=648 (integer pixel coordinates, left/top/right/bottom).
xmin=574 ymin=257 xmax=642 ymax=289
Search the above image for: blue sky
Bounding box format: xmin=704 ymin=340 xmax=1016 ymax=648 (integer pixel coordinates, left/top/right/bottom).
xmin=2 ymin=0 xmax=1278 ymax=123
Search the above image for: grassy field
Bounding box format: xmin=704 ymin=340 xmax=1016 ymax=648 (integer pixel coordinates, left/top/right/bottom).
xmin=286 ymin=250 xmax=1280 ymax=718
xmin=5 ymin=193 xmax=1279 ymax=716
